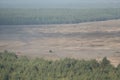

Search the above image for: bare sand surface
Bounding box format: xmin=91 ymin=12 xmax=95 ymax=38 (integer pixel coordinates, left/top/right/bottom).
xmin=0 ymin=20 xmax=120 ymax=66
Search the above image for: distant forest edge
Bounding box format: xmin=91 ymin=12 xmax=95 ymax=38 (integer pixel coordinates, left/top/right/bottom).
xmin=0 ymin=8 xmax=120 ymax=25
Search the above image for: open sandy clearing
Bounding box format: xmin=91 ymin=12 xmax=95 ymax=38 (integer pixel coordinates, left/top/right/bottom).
xmin=0 ymin=20 xmax=120 ymax=66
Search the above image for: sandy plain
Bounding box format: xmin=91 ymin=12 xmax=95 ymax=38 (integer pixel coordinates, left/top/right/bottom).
xmin=0 ymin=20 xmax=120 ymax=66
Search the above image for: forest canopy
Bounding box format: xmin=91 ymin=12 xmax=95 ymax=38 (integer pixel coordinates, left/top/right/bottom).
xmin=0 ymin=8 xmax=120 ymax=25
xmin=0 ymin=51 xmax=120 ymax=80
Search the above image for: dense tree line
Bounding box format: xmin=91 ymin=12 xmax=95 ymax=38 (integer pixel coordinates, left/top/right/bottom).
xmin=0 ymin=8 xmax=120 ymax=25
xmin=0 ymin=51 xmax=120 ymax=80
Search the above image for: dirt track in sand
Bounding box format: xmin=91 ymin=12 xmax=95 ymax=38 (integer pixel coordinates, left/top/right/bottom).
xmin=0 ymin=20 xmax=120 ymax=66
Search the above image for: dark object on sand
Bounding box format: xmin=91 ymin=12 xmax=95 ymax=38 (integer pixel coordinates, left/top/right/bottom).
xmin=49 ymin=50 xmax=53 ymax=53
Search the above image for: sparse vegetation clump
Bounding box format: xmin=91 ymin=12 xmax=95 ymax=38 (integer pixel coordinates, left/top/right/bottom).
xmin=0 ymin=51 xmax=120 ymax=80
xmin=49 ymin=50 xmax=53 ymax=53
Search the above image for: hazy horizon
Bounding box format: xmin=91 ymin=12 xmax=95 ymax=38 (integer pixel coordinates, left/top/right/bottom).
xmin=0 ymin=0 xmax=120 ymax=8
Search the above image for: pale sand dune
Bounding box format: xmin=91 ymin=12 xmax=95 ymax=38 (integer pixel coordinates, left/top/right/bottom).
xmin=0 ymin=19 xmax=120 ymax=66
xmin=23 ymin=19 xmax=120 ymax=33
